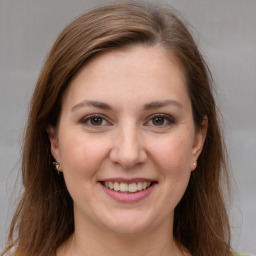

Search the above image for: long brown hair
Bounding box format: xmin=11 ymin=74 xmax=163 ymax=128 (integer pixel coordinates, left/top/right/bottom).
xmin=1 ymin=1 xmax=232 ymax=256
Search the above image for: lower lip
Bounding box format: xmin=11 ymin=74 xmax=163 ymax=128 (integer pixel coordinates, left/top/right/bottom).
xmin=100 ymin=183 xmax=156 ymax=203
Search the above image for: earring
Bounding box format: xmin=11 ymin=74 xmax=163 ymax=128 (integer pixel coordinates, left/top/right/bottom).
xmin=193 ymin=162 xmax=196 ymax=166
xmin=53 ymin=162 xmax=61 ymax=175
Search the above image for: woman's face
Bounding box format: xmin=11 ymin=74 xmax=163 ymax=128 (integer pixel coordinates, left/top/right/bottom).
xmin=49 ymin=46 xmax=206 ymax=235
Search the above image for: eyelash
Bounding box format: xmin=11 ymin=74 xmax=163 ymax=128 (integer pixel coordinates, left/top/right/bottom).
xmin=80 ymin=113 xmax=175 ymax=127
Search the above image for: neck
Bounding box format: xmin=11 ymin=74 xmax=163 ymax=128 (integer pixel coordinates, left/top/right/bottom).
xmin=57 ymin=214 xmax=188 ymax=256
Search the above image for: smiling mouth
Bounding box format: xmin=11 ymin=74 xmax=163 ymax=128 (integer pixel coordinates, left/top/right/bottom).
xmin=101 ymin=181 xmax=156 ymax=193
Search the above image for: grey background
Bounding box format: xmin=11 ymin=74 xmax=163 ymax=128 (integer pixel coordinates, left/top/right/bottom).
xmin=0 ymin=0 xmax=255 ymax=254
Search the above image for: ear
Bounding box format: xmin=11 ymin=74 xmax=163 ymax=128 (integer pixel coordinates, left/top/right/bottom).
xmin=47 ymin=126 xmax=60 ymax=163
xmin=191 ymin=116 xmax=208 ymax=171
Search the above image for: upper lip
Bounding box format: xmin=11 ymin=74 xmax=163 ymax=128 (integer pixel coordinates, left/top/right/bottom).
xmin=99 ymin=178 xmax=157 ymax=184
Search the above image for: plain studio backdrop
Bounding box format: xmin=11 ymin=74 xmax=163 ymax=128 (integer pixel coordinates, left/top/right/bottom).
xmin=0 ymin=0 xmax=255 ymax=254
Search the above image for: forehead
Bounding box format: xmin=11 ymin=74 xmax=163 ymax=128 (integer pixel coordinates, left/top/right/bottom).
xmin=75 ymin=45 xmax=185 ymax=81
xmin=62 ymin=46 xmax=189 ymax=109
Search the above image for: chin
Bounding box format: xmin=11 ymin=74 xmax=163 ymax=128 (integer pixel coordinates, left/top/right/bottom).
xmin=106 ymin=222 xmax=150 ymax=235
xmin=98 ymin=210 xmax=156 ymax=235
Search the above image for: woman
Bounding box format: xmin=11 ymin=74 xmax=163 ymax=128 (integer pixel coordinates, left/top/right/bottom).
xmin=1 ymin=1 xmax=245 ymax=256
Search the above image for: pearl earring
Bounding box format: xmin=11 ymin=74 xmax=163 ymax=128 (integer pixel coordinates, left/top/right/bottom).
xmin=53 ymin=162 xmax=61 ymax=175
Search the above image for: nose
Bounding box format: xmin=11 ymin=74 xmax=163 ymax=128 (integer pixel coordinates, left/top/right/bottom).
xmin=109 ymin=125 xmax=147 ymax=169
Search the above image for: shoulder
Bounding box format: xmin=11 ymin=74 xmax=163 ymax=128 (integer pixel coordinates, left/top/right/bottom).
xmin=233 ymin=252 xmax=253 ymax=256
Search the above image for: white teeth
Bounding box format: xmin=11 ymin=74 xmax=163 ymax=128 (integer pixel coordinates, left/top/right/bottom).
xmin=114 ymin=182 xmax=119 ymax=191
xmin=109 ymin=181 xmax=114 ymax=189
xmin=103 ymin=181 xmax=152 ymax=193
xmin=120 ymin=183 xmax=129 ymax=192
xmin=137 ymin=182 xmax=143 ymax=191
xmin=128 ymin=183 xmax=137 ymax=192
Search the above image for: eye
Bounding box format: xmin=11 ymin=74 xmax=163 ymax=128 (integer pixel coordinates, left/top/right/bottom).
xmin=152 ymin=116 xmax=165 ymax=126
xmin=81 ymin=114 xmax=111 ymax=127
xmin=145 ymin=114 xmax=174 ymax=127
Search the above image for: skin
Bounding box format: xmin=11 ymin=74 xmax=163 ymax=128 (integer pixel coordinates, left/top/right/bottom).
xmin=48 ymin=46 xmax=207 ymax=256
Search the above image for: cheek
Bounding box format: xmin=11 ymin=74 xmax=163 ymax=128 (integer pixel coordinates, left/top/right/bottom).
xmin=147 ymin=135 xmax=193 ymax=217
xmin=151 ymin=133 xmax=194 ymax=173
xmin=58 ymin=131 xmax=110 ymax=180
xmin=58 ymin=132 xmax=111 ymax=207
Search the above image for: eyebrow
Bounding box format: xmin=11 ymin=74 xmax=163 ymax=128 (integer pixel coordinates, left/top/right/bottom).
xmin=143 ymin=99 xmax=183 ymax=110
xmin=71 ymin=99 xmax=183 ymax=112
xmin=72 ymin=100 xmax=112 ymax=111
